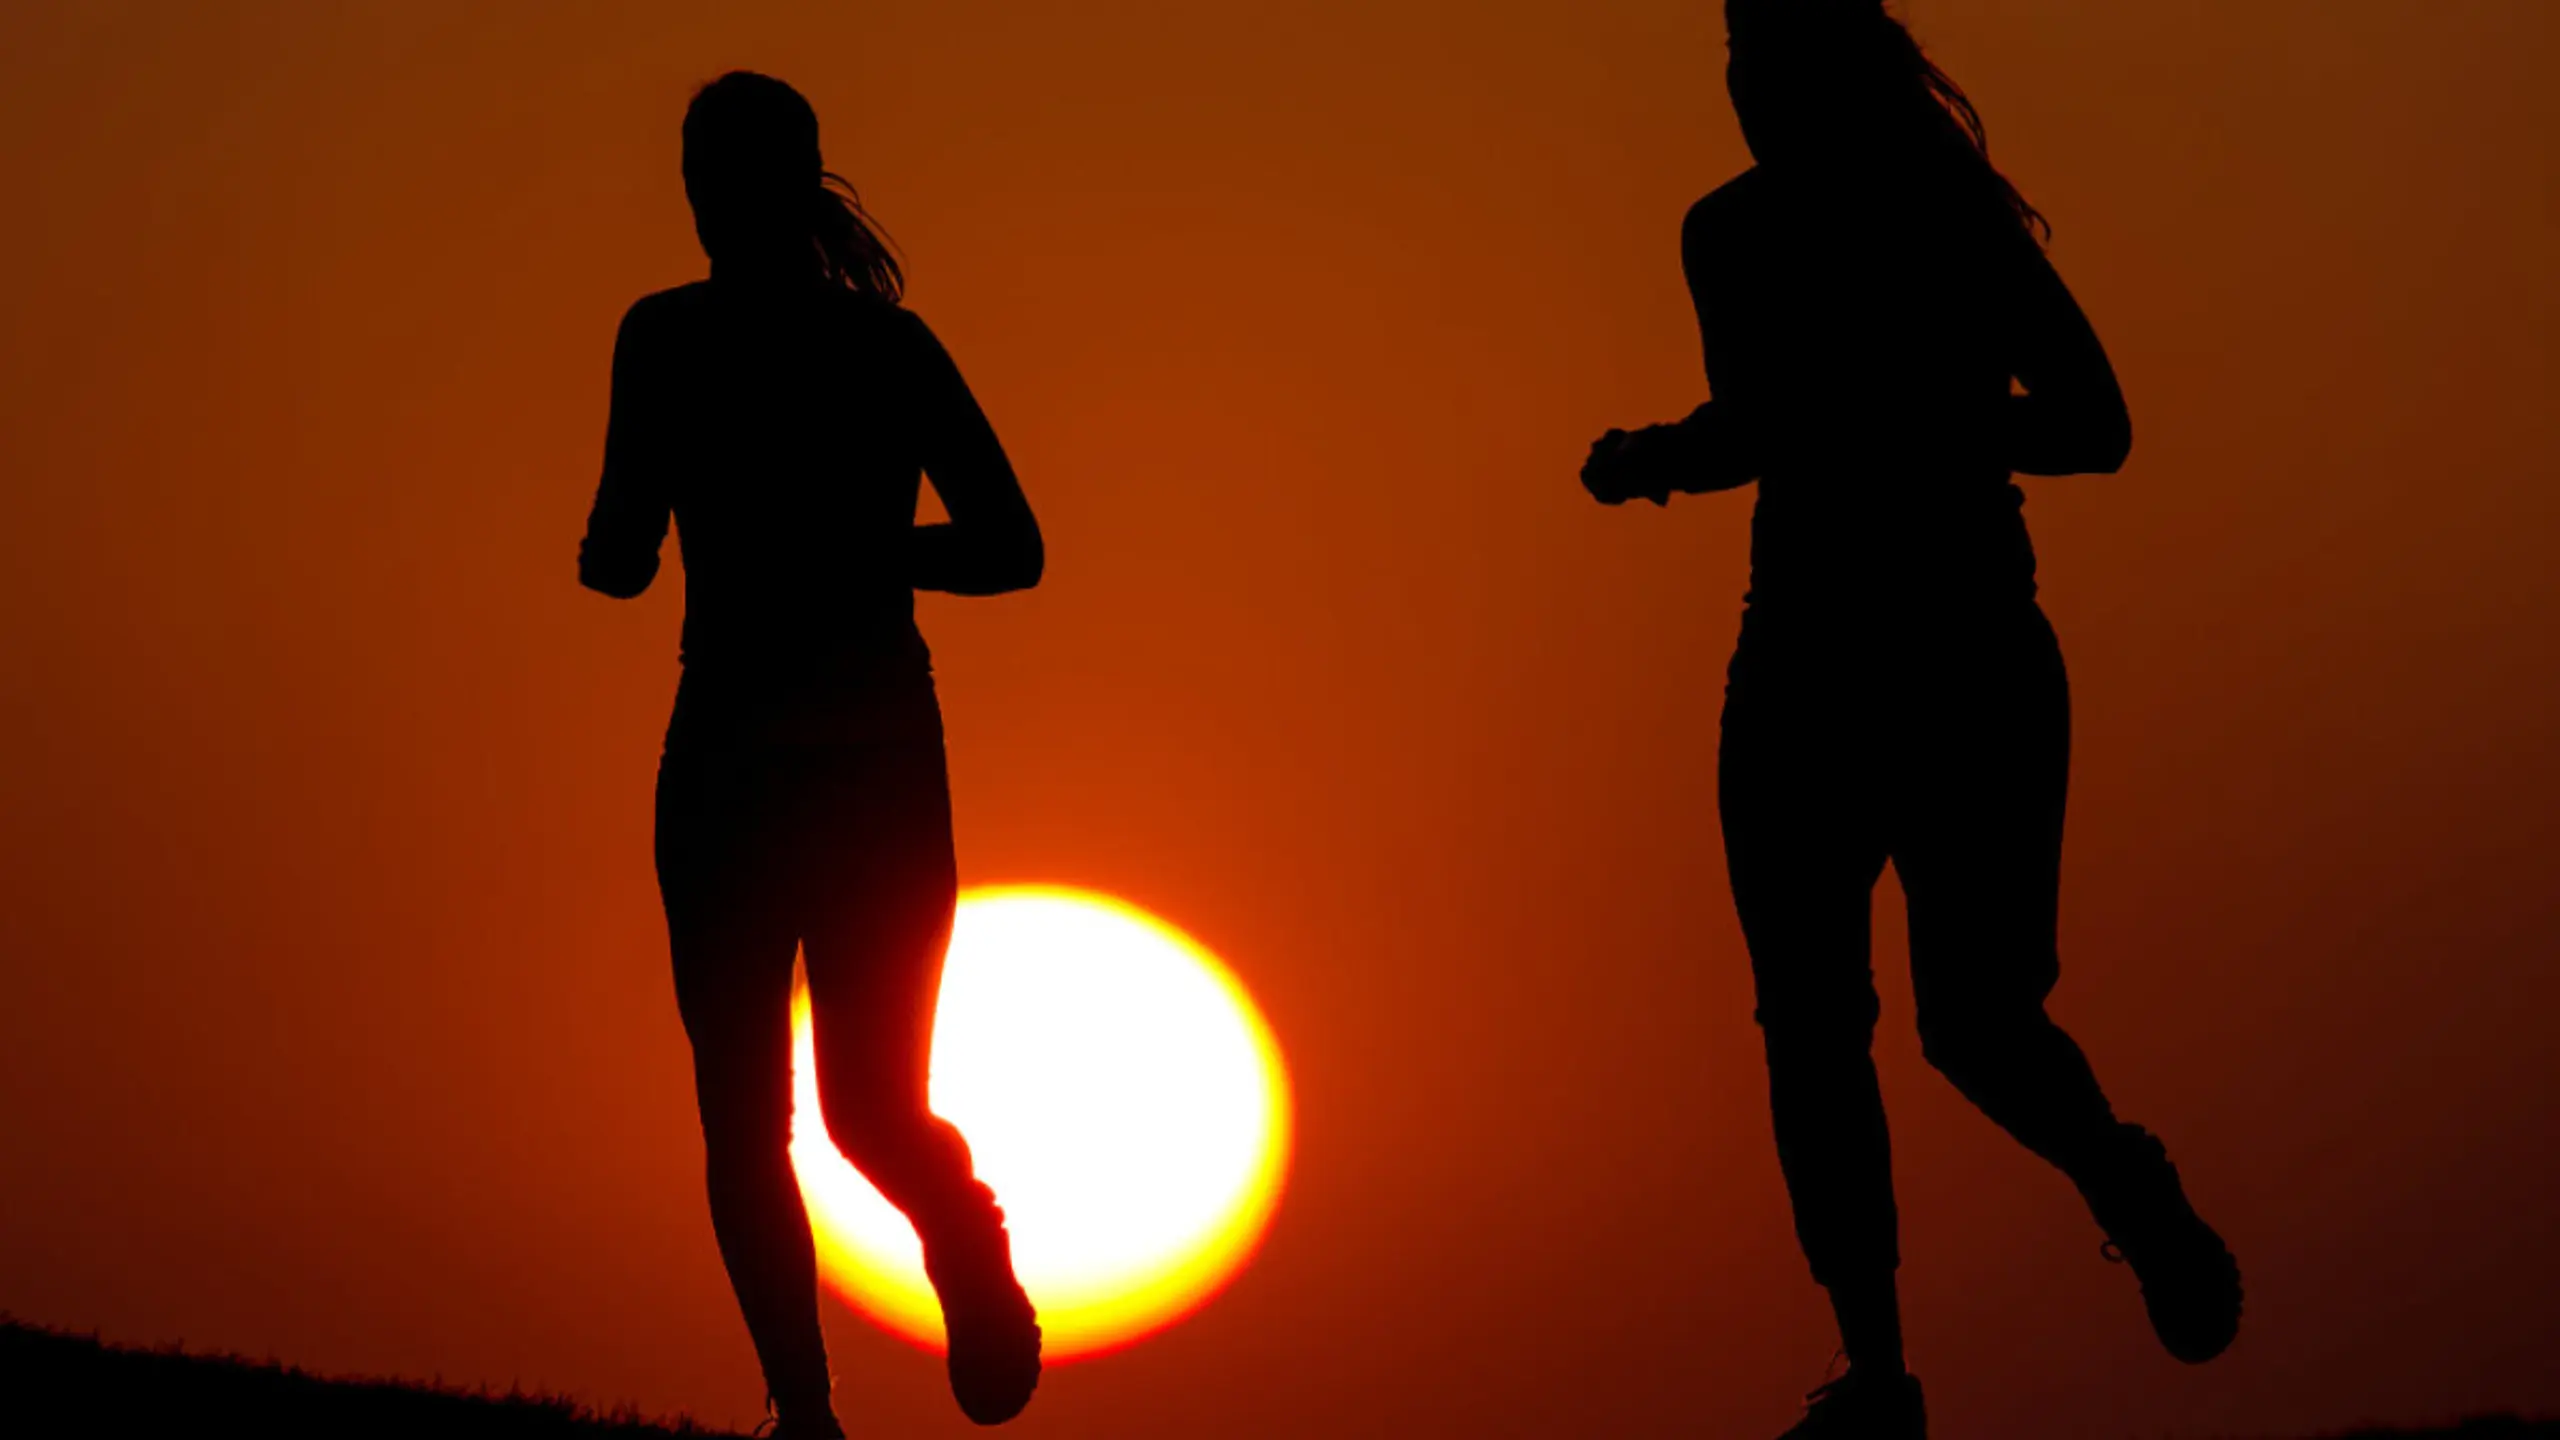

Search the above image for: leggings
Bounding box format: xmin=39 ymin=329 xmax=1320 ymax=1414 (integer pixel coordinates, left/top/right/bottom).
xmin=654 ymin=675 xmax=983 ymax=1405
xmin=1719 ymin=601 xmax=2124 ymax=1290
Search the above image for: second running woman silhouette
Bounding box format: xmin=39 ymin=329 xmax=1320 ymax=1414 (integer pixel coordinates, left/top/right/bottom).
xmin=1579 ymin=4 xmax=2242 ymax=1436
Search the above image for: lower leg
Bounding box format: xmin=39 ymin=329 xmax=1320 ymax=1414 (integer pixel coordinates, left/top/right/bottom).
xmin=703 ymin=1144 xmax=833 ymax=1418
xmin=1919 ymin=1007 xmax=2122 ymax=1188
xmin=658 ymin=743 xmax=856 ymax=1431
xmin=1920 ymin=1009 xmax=2240 ymax=1362
xmin=801 ymin=813 xmax=1039 ymax=1426
xmin=1766 ymin=1026 xmax=1906 ymax=1374
xmin=825 ymin=1095 xmax=1041 ymax=1425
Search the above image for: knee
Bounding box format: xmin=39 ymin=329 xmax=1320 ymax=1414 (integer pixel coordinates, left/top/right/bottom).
xmin=816 ymin=1086 xmax=973 ymax=1211
xmin=1755 ymin=986 xmax=1882 ymax=1062
xmin=815 ymin=1082 xmax=934 ymax=1167
xmin=1916 ymin=1001 xmax=2046 ymax=1085
xmin=815 ymin=1085 xmax=888 ymax=1162
xmin=690 ymin=1053 xmax=794 ymax=1167
xmin=697 ymin=1096 xmax=794 ymax=1181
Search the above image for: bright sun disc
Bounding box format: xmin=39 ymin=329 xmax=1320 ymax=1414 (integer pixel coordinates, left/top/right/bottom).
xmin=789 ymin=885 xmax=1291 ymax=1360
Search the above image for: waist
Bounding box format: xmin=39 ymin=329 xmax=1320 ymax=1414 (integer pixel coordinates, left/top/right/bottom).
xmin=677 ymin=600 xmax=930 ymax=680
xmin=666 ymin=662 xmax=941 ymax=753
xmin=1729 ymin=592 xmax=2060 ymax=699
xmin=1745 ymin=477 xmax=2036 ymax=609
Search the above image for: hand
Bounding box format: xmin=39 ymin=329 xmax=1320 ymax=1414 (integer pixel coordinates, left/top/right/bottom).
xmin=1580 ymin=426 xmax=1674 ymax=507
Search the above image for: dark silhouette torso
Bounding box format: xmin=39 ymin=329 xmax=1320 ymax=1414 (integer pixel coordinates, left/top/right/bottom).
xmin=1685 ymin=165 xmax=2100 ymax=616
xmin=582 ymin=280 xmax=1036 ymax=696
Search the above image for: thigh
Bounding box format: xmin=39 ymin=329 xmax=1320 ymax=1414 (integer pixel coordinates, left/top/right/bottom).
xmin=656 ymin=747 xmax=804 ymax=1148
xmin=1892 ymin=607 xmax=2071 ymax=1018
xmin=796 ymin=717 xmax=961 ymax=1109
xmin=1721 ymin=630 xmax=1892 ymax=1032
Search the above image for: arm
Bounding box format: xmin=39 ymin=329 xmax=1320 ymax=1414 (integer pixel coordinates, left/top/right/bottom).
xmin=1669 ymin=192 xmax=1772 ymax=490
xmin=901 ymin=313 xmax=1044 ymax=596
xmin=1624 ymin=400 xmax=1762 ymax=491
xmin=1583 ymin=190 xmax=1766 ymax=505
xmin=1998 ymin=238 xmax=2133 ymax=476
xmin=578 ymin=301 xmax=674 ymax=598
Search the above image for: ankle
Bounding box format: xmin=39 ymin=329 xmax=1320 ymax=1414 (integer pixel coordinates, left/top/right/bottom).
xmin=769 ymin=1380 xmax=837 ymax=1427
xmin=1844 ymin=1352 xmax=1909 ymax=1387
xmin=1853 ymin=1352 xmax=1914 ymax=1383
xmin=1827 ymin=1277 xmax=1905 ymax=1379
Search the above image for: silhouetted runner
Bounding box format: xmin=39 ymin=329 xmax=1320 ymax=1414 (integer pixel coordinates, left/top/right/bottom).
xmin=1579 ymin=5 xmax=2240 ymax=1435
xmin=579 ymin=72 xmax=1043 ymax=1438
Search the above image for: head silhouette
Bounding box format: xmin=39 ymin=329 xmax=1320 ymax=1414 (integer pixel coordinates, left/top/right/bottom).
xmin=1724 ymin=0 xmax=2047 ymax=242
xmin=681 ymin=71 xmax=904 ymax=297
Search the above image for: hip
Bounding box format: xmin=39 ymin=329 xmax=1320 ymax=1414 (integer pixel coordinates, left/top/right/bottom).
xmin=1724 ymin=596 xmax=2067 ymax=732
xmin=663 ymin=662 xmax=943 ymax=758
xmin=654 ymin=675 xmax=953 ymax=871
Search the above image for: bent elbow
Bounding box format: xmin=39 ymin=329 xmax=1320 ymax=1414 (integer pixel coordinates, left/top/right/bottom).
xmin=2091 ymin=417 xmax=2133 ymax=475
xmin=2059 ymin=401 xmax=2132 ymax=476
xmin=1003 ymin=529 xmax=1045 ymax=593
xmin=580 ymin=571 xmax=652 ymax=601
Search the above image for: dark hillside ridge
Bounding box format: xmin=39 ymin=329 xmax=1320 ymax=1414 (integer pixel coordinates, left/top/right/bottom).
xmin=3 ymin=1318 xmax=739 ymax=1439
xmin=2242 ymin=1414 xmax=2560 ymax=1424
xmin=6 ymin=1317 xmax=2552 ymax=1439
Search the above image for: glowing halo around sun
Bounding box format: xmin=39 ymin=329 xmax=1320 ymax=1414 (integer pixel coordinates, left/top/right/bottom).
xmin=788 ymin=885 xmax=1292 ymax=1361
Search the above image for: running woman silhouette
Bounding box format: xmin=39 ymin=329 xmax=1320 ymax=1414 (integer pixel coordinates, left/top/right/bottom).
xmin=580 ymin=72 xmax=1043 ymax=1437
xmin=1579 ymin=4 xmax=2239 ymax=1435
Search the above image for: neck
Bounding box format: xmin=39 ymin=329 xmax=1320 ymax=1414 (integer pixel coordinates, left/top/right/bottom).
xmin=710 ymin=252 xmax=823 ymax=289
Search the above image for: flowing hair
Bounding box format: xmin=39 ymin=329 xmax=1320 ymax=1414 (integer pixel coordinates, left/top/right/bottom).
xmin=1893 ymin=23 xmax=2051 ymax=246
xmin=815 ymin=169 xmax=905 ymax=300
xmin=684 ymin=71 xmax=906 ymax=301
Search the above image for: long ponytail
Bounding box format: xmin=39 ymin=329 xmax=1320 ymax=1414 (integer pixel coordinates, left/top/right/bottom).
xmin=814 ymin=170 xmax=905 ymax=301
xmin=1898 ymin=31 xmax=2051 ymax=246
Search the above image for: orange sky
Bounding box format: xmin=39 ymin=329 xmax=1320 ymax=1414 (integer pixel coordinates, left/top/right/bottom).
xmin=2 ymin=2 xmax=2556 ymax=1436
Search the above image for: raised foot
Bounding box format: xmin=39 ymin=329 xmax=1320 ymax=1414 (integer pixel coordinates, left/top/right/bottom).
xmin=924 ymin=1184 xmax=1043 ymax=1425
xmin=2088 ymin=1124 xmax=2244 ymax=1364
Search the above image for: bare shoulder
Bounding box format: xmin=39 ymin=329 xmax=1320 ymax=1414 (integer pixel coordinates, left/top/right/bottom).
xmin=877 ymin=298 xmax=937 ymax=342
xmin=872 ymin=300 xmax=957 ymax=365
xmin=617 ymin=281 xmax=713 ymax=349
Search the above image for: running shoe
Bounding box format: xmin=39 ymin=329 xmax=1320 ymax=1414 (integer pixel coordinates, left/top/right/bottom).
xmin=922 ymin=1182 xmax=1042 ymax=1425
xmin=2087 ymin=1124 xmax=2243 ymax=1364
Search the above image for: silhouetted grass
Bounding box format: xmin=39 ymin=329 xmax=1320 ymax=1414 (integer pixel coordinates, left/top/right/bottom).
xmin=2263 ymin=1414 xmax=2560 ymax=1424
xmin=2 ymin=1317 xmax=742 ymax=1439
xmin=7 ymin=1314 xmax=2551 ymax=1438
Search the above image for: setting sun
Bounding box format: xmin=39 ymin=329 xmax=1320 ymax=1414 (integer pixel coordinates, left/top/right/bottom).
xmin=788 ymin=885 xmax=1291 ymax=1360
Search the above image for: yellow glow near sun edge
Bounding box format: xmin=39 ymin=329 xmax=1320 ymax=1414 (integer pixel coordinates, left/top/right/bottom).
xmin=787 ymin=885 xmax=1292 ymax=1361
